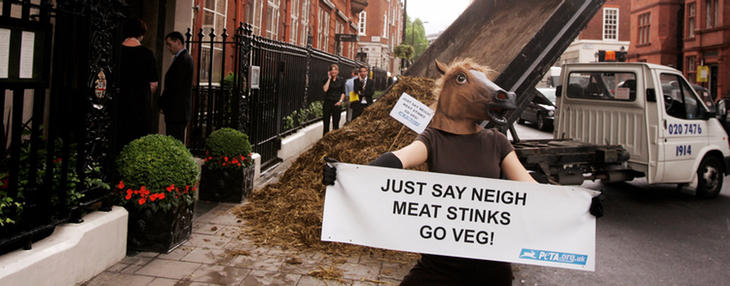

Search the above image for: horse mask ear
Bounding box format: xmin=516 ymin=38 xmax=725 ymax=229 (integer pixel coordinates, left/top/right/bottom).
xmin=435 ymin=59 xmax=448 ymax=75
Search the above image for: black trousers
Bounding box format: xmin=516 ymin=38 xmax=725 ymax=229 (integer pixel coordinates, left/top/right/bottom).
xmin=166 ymin=120 xmax=187 ymax=143
xmin=400 ymin=255 xmax=512 ymax=286
xmin=322 ymin=100 xmax=341 ymax=135
xmin=351 ymin=102 xmax=365 ymax=120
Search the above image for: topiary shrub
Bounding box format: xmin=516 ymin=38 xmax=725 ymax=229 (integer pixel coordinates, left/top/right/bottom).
xmin=115 ymin=135 xmax=199 ymax=212
xmin=203 ymin=128 xmax=253 ymax=169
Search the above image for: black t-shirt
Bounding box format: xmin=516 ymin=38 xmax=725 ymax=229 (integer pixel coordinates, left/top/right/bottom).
xmin=118 ymin=45 xmax=158 ymax=147
xmin=322 ymin=76 xmax=345 ymax=101
xmin=119 ymin=45 xmax=158 ymax=116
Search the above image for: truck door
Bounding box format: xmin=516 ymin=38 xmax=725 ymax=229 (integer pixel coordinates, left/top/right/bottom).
xmin=658 ymin=73 xmax=709 ymax=183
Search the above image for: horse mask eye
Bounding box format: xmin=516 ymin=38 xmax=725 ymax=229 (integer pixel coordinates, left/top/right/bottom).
xmin=456 ymin=73 xmax=467 ymax=84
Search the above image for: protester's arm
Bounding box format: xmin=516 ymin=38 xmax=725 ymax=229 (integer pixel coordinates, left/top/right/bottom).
xmin=502 ymin=151 xmax=537 ymax=183
xmin=390 ymin=141 xmax=428 ymax=169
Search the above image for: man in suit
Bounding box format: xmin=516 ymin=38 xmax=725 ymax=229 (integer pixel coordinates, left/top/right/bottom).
xmin=352 ymin=66 xmax=374 ymax=120
xmin=160 ymin=31 xmax=194 ymax=143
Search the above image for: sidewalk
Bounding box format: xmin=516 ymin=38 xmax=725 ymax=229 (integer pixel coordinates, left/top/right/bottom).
xmin=81 ymin=161 xmax=415 ymax=286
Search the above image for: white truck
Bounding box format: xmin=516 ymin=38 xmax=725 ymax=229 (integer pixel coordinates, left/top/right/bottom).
xmin=514 ymin=62 xmax=730 ymax=198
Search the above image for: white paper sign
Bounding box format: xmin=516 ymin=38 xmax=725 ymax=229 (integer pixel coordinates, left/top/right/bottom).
xmin=0 ymin=29 xmax=10 ymax=79
xmin=19 ymin=31 xmax=35 ymax=79
xmin=322 ymin=163 xmax=596 ymax=271
xmin=250 ymin=65 xmax=260 ymax=89
xmin=389 ymin=92 xmax=434 ymax=134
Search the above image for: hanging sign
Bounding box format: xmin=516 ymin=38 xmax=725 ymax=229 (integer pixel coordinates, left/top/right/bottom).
xmin=322 ymin=163 xmax=597 ymax=271
xmin=250 ymin=66 xmax=260 ymax=89
xmin=697 ymin=65 xmax=709 ymax=83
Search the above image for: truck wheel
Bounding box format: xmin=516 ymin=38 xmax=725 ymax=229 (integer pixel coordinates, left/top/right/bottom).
xmin=696 ymin=156 xmax=724 ymax=199
xmin=537 ymin=114 xmax=546 ymax=130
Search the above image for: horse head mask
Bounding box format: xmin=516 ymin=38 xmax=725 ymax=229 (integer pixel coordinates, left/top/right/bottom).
xmin=429 ymin=59 xmax=516 ymax=134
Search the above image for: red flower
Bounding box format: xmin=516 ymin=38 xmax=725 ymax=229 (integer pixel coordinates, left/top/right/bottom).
xmin=117 ymin=181 xmax=125 ymax=189
xmin=138 ymin=198 xmax=146 ymax=205
xmin=224 ymin=156 xmax=229 ymax=161
xmin=158 ymin=193 xmax=165 ymax=200
xmin=166 ymin=184 xmax=175 ymax=192
xmin=232 ymin=159 xmax=239 ymax=164
xmin=125 ymin=193 xmax=132 ymax=200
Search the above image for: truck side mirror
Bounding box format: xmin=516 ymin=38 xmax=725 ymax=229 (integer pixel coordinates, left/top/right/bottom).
xmin=646 ymin=88 xmax=656 ymax=102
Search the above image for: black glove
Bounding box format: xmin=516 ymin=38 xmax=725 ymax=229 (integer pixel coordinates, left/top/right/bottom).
xmin=322 ymin=157 xmax=338 ymax=186
xmin=589 ymin=194 xmax=604 ymax=218
xmin=369 ymin=152 xmax=403 ymax=169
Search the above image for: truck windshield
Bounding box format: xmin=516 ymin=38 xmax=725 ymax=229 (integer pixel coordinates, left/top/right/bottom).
xmin=567 ymin=72 xmax=637 ymax=101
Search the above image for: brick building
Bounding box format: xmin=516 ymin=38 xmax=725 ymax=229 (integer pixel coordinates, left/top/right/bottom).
xmin=188 ymin=0 xmax=365 ymax=82
xmin=681 ymin=0 xmax=729 ymax=100
xmin=557 ymin=0 xmax=632 ymax=65
xmin=356 ymin=0 xmax=404 ymax=75
xmin=628 ymin=0 xmax=730 ymax=100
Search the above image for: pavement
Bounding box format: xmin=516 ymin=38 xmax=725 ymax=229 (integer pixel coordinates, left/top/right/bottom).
xmin=82 ymin=124 xmax=552 ymax=286
xmin=81 ymin=158 xmax=415 ymax=286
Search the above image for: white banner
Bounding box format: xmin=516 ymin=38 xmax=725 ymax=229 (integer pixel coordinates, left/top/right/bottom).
xmin=321 ymin=163 xmax=596 ymax=271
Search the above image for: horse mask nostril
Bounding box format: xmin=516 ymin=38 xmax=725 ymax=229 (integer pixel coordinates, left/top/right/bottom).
xmin=496 ymin=91 xmax=508 ymax=100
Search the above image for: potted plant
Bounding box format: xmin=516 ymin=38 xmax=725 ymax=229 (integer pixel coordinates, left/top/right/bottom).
xmin=115 ymin=135 xmax=200 ymax=253
xmin=199 ymin=128 xmax=254 ymax=203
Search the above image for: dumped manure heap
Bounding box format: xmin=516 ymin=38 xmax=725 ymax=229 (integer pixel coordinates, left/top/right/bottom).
xmin=233 ymin=76 xmax=435 ymax=257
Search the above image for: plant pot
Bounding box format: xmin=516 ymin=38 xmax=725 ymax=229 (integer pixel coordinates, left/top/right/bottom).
xmin=126 ymin=200 xmax=195 ymax=253
xmin=198 ymin=164 xmax=254 ymax=203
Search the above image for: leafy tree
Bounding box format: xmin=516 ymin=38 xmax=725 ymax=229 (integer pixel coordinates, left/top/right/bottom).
xmin=404 ymin=16 xmax=428 ymax=61
xmin=394 ymin=44 xmax=415 ymax=60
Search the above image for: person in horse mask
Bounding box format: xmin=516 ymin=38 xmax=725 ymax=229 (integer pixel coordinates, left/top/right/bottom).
xmin=323 ymin=59 xmax=602 ymax=285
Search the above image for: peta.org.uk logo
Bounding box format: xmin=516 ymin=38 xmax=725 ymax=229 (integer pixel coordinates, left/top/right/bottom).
xmin=519 ymin=249 xmax=588 ymax=266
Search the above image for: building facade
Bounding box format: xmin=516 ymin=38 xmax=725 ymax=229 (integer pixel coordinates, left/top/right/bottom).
xmin=681 ymin=0 xmax=729 ymax=100
xmin=188 ymin=0 xmax=365 ymax=82
xmin=356 ymin=0 xmax=404 ymax=75
xmin=557 ymin=0 xmax=632 ymax=65
xmin=628 ymin=0 xmax=730 ymax=100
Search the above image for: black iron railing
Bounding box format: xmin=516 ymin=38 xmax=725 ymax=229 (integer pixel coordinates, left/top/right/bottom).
xmin=0 ymin=0 xmax=124 ymax=254
xmin=186 ymin=23 xmax=389 ymax=169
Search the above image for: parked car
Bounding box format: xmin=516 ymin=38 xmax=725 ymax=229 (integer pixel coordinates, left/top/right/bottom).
xmin=518 ymin=87 xmax=556 ymax=130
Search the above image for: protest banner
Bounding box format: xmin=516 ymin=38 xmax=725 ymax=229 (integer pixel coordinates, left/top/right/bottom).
xmin=321 ymin=163 xmax=596 ymax=271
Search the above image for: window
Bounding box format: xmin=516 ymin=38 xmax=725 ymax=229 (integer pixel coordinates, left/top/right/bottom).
xmin=705 ymin=0 xmax=718 ymax=28
xmin=566 ymin=71 xmax=637 ymax=101
xmin=603 ymin=8 xmax=618 ymax=40
xmin=687 ymin=3 xmax=696 ymax=38
xmin=300 ymin=0 xmax=310 ymax=46
xmin=661 ymin=73 xmax=703 ymax=119
xmin=318 ymin=8 xmax=330 ymax=52
xmin=382 ymin=14 xmax=388 ymax=38
xmin=290 ymin=0 xmax=299 ymax=44
xmin=266 ymin=0 xmax=280 ymax=39
xmin=201 ymin=0 xmax=228 ymax=83
xmin=246 ymin=0 xmax=264 ymax=35
xmin=358 ymin=11 xmax=366 ymax=35
xmin=686 ymin=56 xmax=697 ymax=82
xmin=638 ymin=13 xmax=650 ymax=45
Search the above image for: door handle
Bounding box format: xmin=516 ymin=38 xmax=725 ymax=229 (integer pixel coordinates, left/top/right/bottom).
xmin=663 ymin=119 xmax=667 ymax=129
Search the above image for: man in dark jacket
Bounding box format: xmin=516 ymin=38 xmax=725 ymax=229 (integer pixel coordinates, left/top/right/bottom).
xmin=352 ymin=66 xmax=374 ymax=120
xmin=160 ymin=31 xmax=194 ymax=143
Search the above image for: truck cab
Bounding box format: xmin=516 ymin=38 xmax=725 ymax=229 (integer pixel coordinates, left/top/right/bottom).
xmin=554 ymin=62 xmax=730 ymax=198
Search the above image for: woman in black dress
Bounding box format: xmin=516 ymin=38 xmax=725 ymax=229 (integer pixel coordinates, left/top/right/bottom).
xmin=117 ymin=18 xmax=159 ymax=151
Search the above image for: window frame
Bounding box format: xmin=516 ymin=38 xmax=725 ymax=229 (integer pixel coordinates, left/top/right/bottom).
xmin=265 ymin=0 xmax=280 ymax=39
xmin=358 ymin=11 xmax=367 ymax=36
xmin=602 ymin=8 xmax=618 ymax=41
xmin=201 ymin=0 xmax=228 ymax=84
xmin=638 ymin=12 xmax=651 ymax=45
xmin=687 ymin=2 xmax=696 ymax=38
xmin=565 ymin=71 xmax=638 ymax=102
xmin=660 ymin=73 xmax=707 ymax=120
